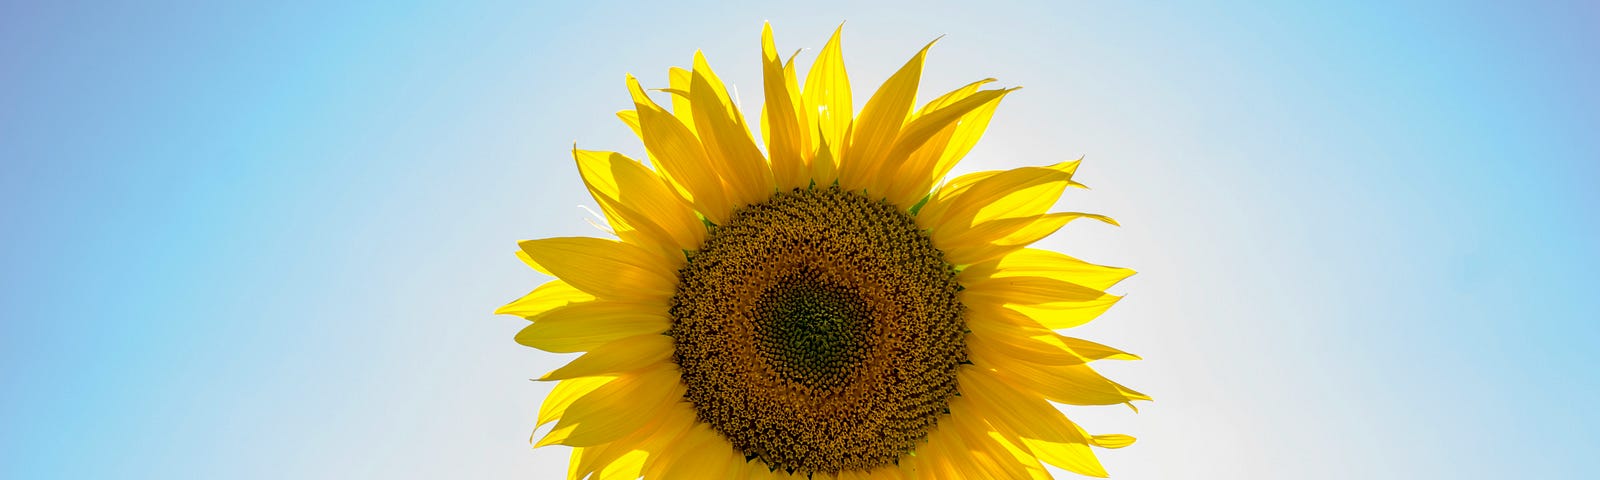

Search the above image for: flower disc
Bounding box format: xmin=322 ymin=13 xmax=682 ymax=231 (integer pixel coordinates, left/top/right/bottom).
xmin=669 ymin=186 xmax=967 ymax=474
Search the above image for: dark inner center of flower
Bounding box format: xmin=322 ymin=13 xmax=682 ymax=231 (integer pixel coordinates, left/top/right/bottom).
xmin=754 ymin=275 xmax=869 ymax=390
xmin=669 ymin=186 xmax=967 ymax=476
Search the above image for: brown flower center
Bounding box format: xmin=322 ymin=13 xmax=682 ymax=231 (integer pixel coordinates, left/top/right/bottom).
xmin=669 ymin=186 xmax=967 ymax=475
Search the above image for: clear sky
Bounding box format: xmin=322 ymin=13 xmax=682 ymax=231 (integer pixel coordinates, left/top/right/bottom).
xmin=2 ymin=1 xmax=1596 ymax=478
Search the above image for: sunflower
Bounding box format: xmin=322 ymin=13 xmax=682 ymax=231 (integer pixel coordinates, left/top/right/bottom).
xmin=498 ymin=23 xmax=1147 ymax=479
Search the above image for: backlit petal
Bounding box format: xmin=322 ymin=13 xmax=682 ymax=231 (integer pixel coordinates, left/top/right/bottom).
xmin=762 ymin=23 xmax=810 ymax=191
xmin=919 ymin=160 xmax=1082 ymax=234
xmin=515 ymin=300 xmax=670 ymax=353
xmin=1090 ymin=434 xmax=1136 ymax=449
xmin=625 ymin=74 xmax=734 ymax=223
xmin=839 ymin=38 xmax=936 ymax=194
xmin=668 ymin=66 xmax=697 ymax=136
xmin=992 ymin=357 xmax=1151 ymax=407
xmin=884 ymin=79 xmax=1003 ymax=206
xmin=965 ymin=302 xmax=1140 ymax=363
xmin=964 ymin=248 xmax=1135 ymax=292
xmin=961 ymin=372 xmax=1120 ymax=477
xmin=803 ymin=24 xmax=851 ymax=182
xmin=689 ymin=52 xmax=776 ymax=207
xmin=539 ymin=366 xmax=682 ymax=447
xmin=940 ymin=212 xmax=1115 ymax=266
xmin=574 ymin=148 xmax=706 ymax=258
xmin=539 ymin=334 xmax=673 ymax=380
xmin=517 ymin=237 xmax=676 ymax=301
xmin=537 ymin=375 xmax=613 ymax=427
xmin=496 ymin=280 xmax=593 ymax=318
xmin=882 ymin=88 xmax=1012 ymax=192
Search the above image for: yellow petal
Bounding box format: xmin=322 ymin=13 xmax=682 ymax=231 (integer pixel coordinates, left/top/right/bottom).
xmin=689 ymin=52 xmax=775 ymax=207
xmin=883 ymin=78 xmax=996 ymax=206
xmin=1057 ymin=336 xmax=1141 ymax=361
xmin=659 ymin=424 xmax=733 ymax=478
xmin=731 ymin=454 xmax=765 ymax=479
xmin=625 ymin=74 xmax=733 ymax=223
xmin=942 ymin=212 xmax=1117 ymax=266
xmin=515 ymin=300 xmax=670 ymax=353
xmin=540 ymin=333 xmax=673 ymax=380
xmin=573 ymin=148 xmax=705 ymax=257
xmin=574 ymin=404 xmax=696 ymax=479
xmin=1090 ymin=434 xmax=1136 ymax=449
xmin=919 ymin=160 xmax=1081 ymax=234
xmin=990 ymin=355 xmax=1151 ymax=407
xmin=964 ymin=273 xmax=1111 ymax=306
xmin=539 ymin=366 xmax=682 ymax=447
xmin=967 ymin=329 xmax=1086 ymax=368
xmin=923 ymin=92 xmax=1009 ymax=194
xmin=962 ymin=372 xmax=1112 ymax=476
xmin=873 ymin=464 xmax=909 ymax=480
xmin=1042 ymin=418 xmax=1125 ymax=475
xmin=893 ymin=444 xmax=933 ymax=479
xmin=917 ymin=78 xmax=996 ymax=118
xmin=921 ymin=423 xmax=983 ymax=479
xmin=495 ymin=280 xmax=594 ymax=318
xmin=839 ymin=38 xmax=936 ymax=194
xmin=968 ymin=324 xmax=1141 ymax=369
xmin=803 ymin=24 xmax=851 ymax=179
xmin=517 ymin=237 xmax=676 ymax=301
xmin=966 ymin=303 xmax=1140 ymax=363
xmin=920 ymin=160 xmax=1107 ymax=265
xmin=617 ymin=109 xmax=694 ymax=202
xmin=963 ymin=248 xmax=1135 ymax=292
xmin=963 ymin=371 xmax=1092 ymax=444
xmin=762 ymin=23 xmax=810 ymax=191
xmin=1022 ymin=438 xmax=1108 ymax=478
xmin=630 ymin=405 xmax=699 ymax=479
xmin=944 ymin=397 xmax=1032 ymax=480
xmin=640 ymin=422 xmax=707 ymax=479
xmin=537 ymin=376 xmax=613 ymax=427
xmin=960 ymin=265 xmax=1126 ymax=334
xmin=615 ymin=109 xmax=644 ymax=148
xmin=668 ymin=67 xmax=697 ymax=136
xmin=565 ymin=447 xmax=584 ymax=480
xmin=782 ymin=49 xmax=814 ymax=166
xmin=1007 ymin=294 xmax=1123 ymax=331
xmin=515 ymin=249 xmax=551 ymax=276
xmin=930 ymin=169 xmax=1000 ymax=203
xmin=595 ymin=450 xmax=649 ymax=480
xmin=571 ymin=433 xmax=626 ymax=479
xmin=988 ymin=433 xmax=1055 ymax=480
xmin=811 ymin=134 xmax=839 ymax=186
xmin=879 ymin=88 xmax=1013 ymax=202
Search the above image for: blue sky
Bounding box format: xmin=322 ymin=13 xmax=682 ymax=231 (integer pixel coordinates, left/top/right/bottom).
xmin=2 ymin=1 xmax=1596 ymax=478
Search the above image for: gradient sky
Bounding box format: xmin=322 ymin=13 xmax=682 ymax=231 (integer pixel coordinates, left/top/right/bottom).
xmin=3 ymin=1 xmax=1597 ymax=478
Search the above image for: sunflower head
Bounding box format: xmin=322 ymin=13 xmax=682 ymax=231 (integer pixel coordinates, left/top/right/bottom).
xmin=499 ymin=23 xmax=1146 ymax=479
